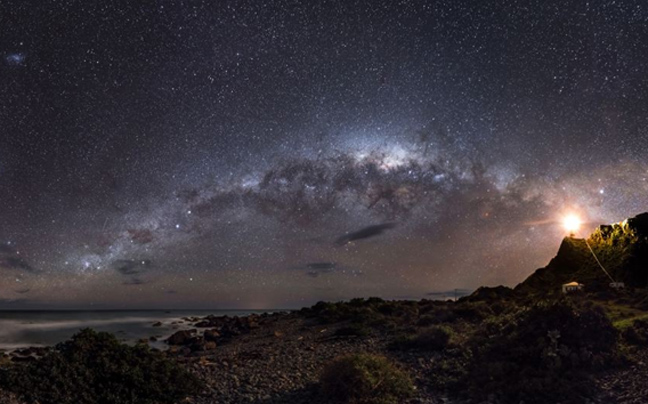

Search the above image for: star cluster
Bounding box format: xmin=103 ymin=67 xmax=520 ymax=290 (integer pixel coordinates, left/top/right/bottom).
xmin=1 ymin=0 xmax=647 ymax=308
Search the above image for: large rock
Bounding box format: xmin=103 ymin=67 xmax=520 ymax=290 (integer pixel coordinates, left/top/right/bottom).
xmin=190 ymin=338 xmax=217 ymax=352
xmin=203 ymin=329 xmax=221 ymax=342
xmin=192 ymin=314 xmax=262 ymax=340
xmin=166 ymin=329 xmax=197 ymax=345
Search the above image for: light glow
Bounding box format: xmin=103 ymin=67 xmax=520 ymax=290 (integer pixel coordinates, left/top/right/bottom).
xmin=562 ymin=214 xmax=582 ymax=234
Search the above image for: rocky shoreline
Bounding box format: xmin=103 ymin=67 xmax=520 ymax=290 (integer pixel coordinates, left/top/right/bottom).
xmin=0 ymin=304 xmax=647 ymax=404
xmin=0 ymin=311 xmax=451 ymax=404
xmin=166 ymin=311 xmax=447 ymax=404
xmin=164 ymin=311 xmax=648 ymax=404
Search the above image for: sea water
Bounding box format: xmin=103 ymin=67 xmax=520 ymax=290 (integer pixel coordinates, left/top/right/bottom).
xmin=0 ymin=310 xmax=267 ymax=350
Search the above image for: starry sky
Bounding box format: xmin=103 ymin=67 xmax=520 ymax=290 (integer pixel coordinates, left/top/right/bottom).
xmin=1 ymin=0 xmax=648 ymax=309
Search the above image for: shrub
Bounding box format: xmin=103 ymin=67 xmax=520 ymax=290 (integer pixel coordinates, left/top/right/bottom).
xmin=414 ymin=326 xmax=452 ymax=350
xmin=366 ymin=297 xmax=385 ymax=305
xmin=416 ymin=315 xmax=436 ymax=326
xmin=463 ymin=300 xmax=620 ymax=403
xmin=622 ymin=319 xmax=648 ymax=345
xmin=320 ymin=353 xmax=414 ymax=404
xmin=452 ymin=301 xmax=493 ymax=322
xmin=390 ymin=326 xmax=452 ymax=351
xmin=308 ymin=300 xmax=380 ymax=324
xmin=377 ymin=303 xmax=396 ymax=315
xmin=349 ymin=307 xmax=382 ymax=324
xmin=335 ymin=323 xmax=371 ymax=338
xmin=427 ymin=350 xmax=472 ymax=390
xmin=0 ymin=329 xmax=202 ymax=404
xmin=367 ymin=316 xmax=397 ymax=331
xmin=306 ymin=299 xmax=416 ymax=327
xmin=420 ymin=306 xmax=457 ymax=324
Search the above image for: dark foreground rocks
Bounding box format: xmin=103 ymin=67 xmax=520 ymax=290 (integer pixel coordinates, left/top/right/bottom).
xmin=1 ymin=304 xmax=646 ymax=404
xmin=163 ymin=306 xmax=648 ymax=404
xmin=165 ymin=314 xmax=266 ymax=354
xmin=169 ymin=313 xmax=453 ymax=404
xmin=598 ymin=349 xmax=648 ymax=404
xmin=167 ymin=329 xmax=198 ymax=345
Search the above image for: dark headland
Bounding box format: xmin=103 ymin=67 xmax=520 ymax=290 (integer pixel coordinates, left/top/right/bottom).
xmin=1 ymin=215 xmax=648 ymax=404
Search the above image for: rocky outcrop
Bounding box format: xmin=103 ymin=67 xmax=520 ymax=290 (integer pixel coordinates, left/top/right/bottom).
xmin=193 ymin=314 xmax=261 ymax=339
xmin=165 ymin=313 xmax=284 ymax=354
xmin=166 ymin=328 xmax=220 ymax=352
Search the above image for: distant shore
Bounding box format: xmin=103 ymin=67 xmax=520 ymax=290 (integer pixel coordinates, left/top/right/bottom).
xmin=0 ymin=309 xmax=272 ymax=351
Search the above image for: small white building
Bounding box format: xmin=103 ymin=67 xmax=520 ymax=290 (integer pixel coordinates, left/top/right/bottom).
xmin=562 ymin=281 xmax=584 ymax=294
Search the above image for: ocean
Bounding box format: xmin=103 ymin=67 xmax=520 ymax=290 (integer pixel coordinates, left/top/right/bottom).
xmin=0 ymin=310 xmax=268 ymax=351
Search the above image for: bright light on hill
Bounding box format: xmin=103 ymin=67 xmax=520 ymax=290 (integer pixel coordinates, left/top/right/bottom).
xmin=562 ymin=214 xmax=582 ymax=234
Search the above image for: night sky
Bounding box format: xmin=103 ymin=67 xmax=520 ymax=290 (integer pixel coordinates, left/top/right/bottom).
xmin=1 ymin=0 xmax=648 ymax=309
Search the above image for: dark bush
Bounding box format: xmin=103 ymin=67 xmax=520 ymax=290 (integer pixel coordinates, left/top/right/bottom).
xmin=349 ymin=307 xmax=382 ymax=324
xmin=390 ymin=326 xmax=452 ymax=351
xmin=308 ymin=300 xmax=380 ymax=324
xmin=437 ymin=308 xmax=458 ymax=323
xmin=416 ymin=315 xmax=436 ymax=326
xmin=415 ymin=326 xmax=452 ymax=350
xmin=0 ymin=329 xmax=202 ymax=404
xmin=366 ymin=297 xmax=385 ymax=305
xmin=320 ymin=353 xmax=413 ymax=404
xmin=377 ymin=302 xmax=396 ymax=315
xmin=463 ymin=300 xmax=619 ymax=404
xmin=335 ymin=323 xmax=371 ymax=338
xmin=349 ymin=297 xmax=366 ymax=307
xmin=306 ymin=299 xmax=418 ymax=328
xmin=452 ymin=301 xmax=493 ymax=322
xmin=367 ymin=316 xmax=398 ymax=331
xmin=622 ymin=319 xmax=648 ymax=345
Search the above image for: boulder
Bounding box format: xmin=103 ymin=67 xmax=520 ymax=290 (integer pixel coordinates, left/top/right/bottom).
xmin=166 ymin=329 xmax=197 ymax=345
xmin=203 ymin=329 xmax=221 ymax=342
xmin=189 ymin=338 xmax=217 ymax=352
